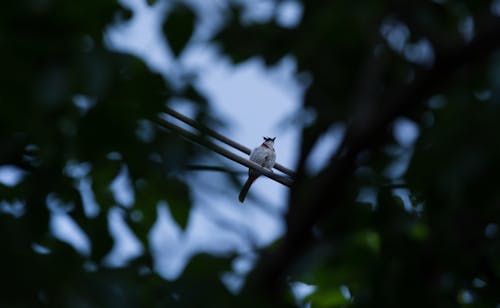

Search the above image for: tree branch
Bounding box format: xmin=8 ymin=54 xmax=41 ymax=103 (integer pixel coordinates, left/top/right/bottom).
xmin=246 ymin=17 xmax=500 ymax=297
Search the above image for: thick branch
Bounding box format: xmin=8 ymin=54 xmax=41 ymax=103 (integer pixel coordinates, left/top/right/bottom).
xmin=246 ymin=17 xmax=500 ymax=297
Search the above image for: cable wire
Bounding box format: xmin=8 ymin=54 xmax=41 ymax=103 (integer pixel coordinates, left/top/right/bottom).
xmin=154 ymin=115 xmax=294 ymax=187
xmin=164 ymin=107 xmax=296 ymax=178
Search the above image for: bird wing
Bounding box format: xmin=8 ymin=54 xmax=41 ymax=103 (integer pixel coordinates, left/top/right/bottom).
xmin=249 ymin=147 xmax=267 ymax=165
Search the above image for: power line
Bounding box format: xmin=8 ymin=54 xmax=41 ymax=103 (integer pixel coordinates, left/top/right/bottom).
xmin=164 ymin=107 xmax=296 ymax=178
xmin=154 ymin=114 xmax=294 ymax=187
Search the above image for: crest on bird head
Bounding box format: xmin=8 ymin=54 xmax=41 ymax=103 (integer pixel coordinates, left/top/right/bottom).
xmin=263 ymin=136 xmax=276 ymax=143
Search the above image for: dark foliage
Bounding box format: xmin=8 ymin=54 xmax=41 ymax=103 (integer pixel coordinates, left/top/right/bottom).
xmin=2 ymin=0 xmax=500 ymax=307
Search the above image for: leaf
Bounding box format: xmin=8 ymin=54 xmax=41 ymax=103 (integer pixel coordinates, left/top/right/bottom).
xmin=125 ymin=200 xmax=158 ymax=245
xmin=168 ymin=253 xmax=237 ymax=306
xmin=84 ymin=210 xmax=114 ymax=262
xmin=91 ymin=160 xmax=121 ymax=208
xmin=308 ymin=287 xmax=349 ymax=308
xmin=165 ymin=179 xmax=191 ymax=229
xmin=132 ymin=175 xmax=191 ymax=233
xmin=162 ymin=4 xmax=196 ymax=57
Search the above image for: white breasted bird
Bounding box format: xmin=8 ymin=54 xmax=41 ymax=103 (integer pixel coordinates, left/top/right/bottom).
xmin=239 ymin=137 xmax=276 ymax=203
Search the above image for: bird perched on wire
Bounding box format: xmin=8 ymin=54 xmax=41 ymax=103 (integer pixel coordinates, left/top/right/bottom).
xmin=239 ymin=137 xmax=276 ymax=203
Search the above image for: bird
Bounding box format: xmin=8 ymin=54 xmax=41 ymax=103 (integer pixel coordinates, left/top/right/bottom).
xmin=239 ymin=136 xmax=276 ymax=203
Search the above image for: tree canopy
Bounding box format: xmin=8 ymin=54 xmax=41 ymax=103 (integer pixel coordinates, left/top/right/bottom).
xmin=2 ymin=0 xmax=500 ymax=307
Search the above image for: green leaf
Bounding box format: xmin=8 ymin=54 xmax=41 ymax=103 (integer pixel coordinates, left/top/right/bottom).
xmin=90 ymin=160 xmax=121 ymax=209
xmin=168 ymin=253 xmax=237 ymax=306
xmin=84 ymin=210 xmax=114 ymax=262
xmin=408 ymin=222 xmax=429 ymax=241
xmin=133 ymin=176 xmax=191 ymax=230
xmin=165 ymin=179 xmax=191 ymax=229
xmin=126 ymin=199 xmax=158 ymax=246
xmin=355 ymin=229 xmax=381 ymax=254
xmin=308 ymin=287 xmax=349 ymax=308
xmin=162 ymin=4 xmax=196 ymax=57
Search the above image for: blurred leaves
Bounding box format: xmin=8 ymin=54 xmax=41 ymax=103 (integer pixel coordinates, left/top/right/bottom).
xmin=307 ymin=287 xmax=349 ymax=308
xmin=133 ymin=175 xmax=191 ymax=232
xmin=162 ymin=3 xmax=196 ymax=57
xmin=0 ymin=0 xmax=202 ymax=306
xmin=3 ymin=0 xmax=500 ymax=307
xmin=216 ymin=1 xmax=500 ymax=306
xmin=164 ymin=179 xmax=191 ymax=230
xmin=164 ymin=253 xmax=237 ymax=306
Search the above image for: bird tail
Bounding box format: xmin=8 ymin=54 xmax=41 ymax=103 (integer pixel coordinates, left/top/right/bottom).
xmin=238 ymin=175 xmax=257 ymax=203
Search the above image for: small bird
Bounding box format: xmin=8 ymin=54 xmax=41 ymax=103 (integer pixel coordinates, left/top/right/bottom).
xmin=239 ymin=136 xmax=276 ymax=203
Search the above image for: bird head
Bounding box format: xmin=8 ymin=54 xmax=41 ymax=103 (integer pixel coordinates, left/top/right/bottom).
xmin=263 ymin=136 xmax=276 ymax=145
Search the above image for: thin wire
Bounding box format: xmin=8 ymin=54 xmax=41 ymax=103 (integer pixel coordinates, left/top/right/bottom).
xmin=154 ymin=116 xmax=293 ymax=187
xmin=163 ymin=107 xmax=296 ymax=178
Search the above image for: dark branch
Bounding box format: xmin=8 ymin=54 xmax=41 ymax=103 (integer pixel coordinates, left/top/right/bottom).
xmin=246 ymin=17 xmax=500 ymax=297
